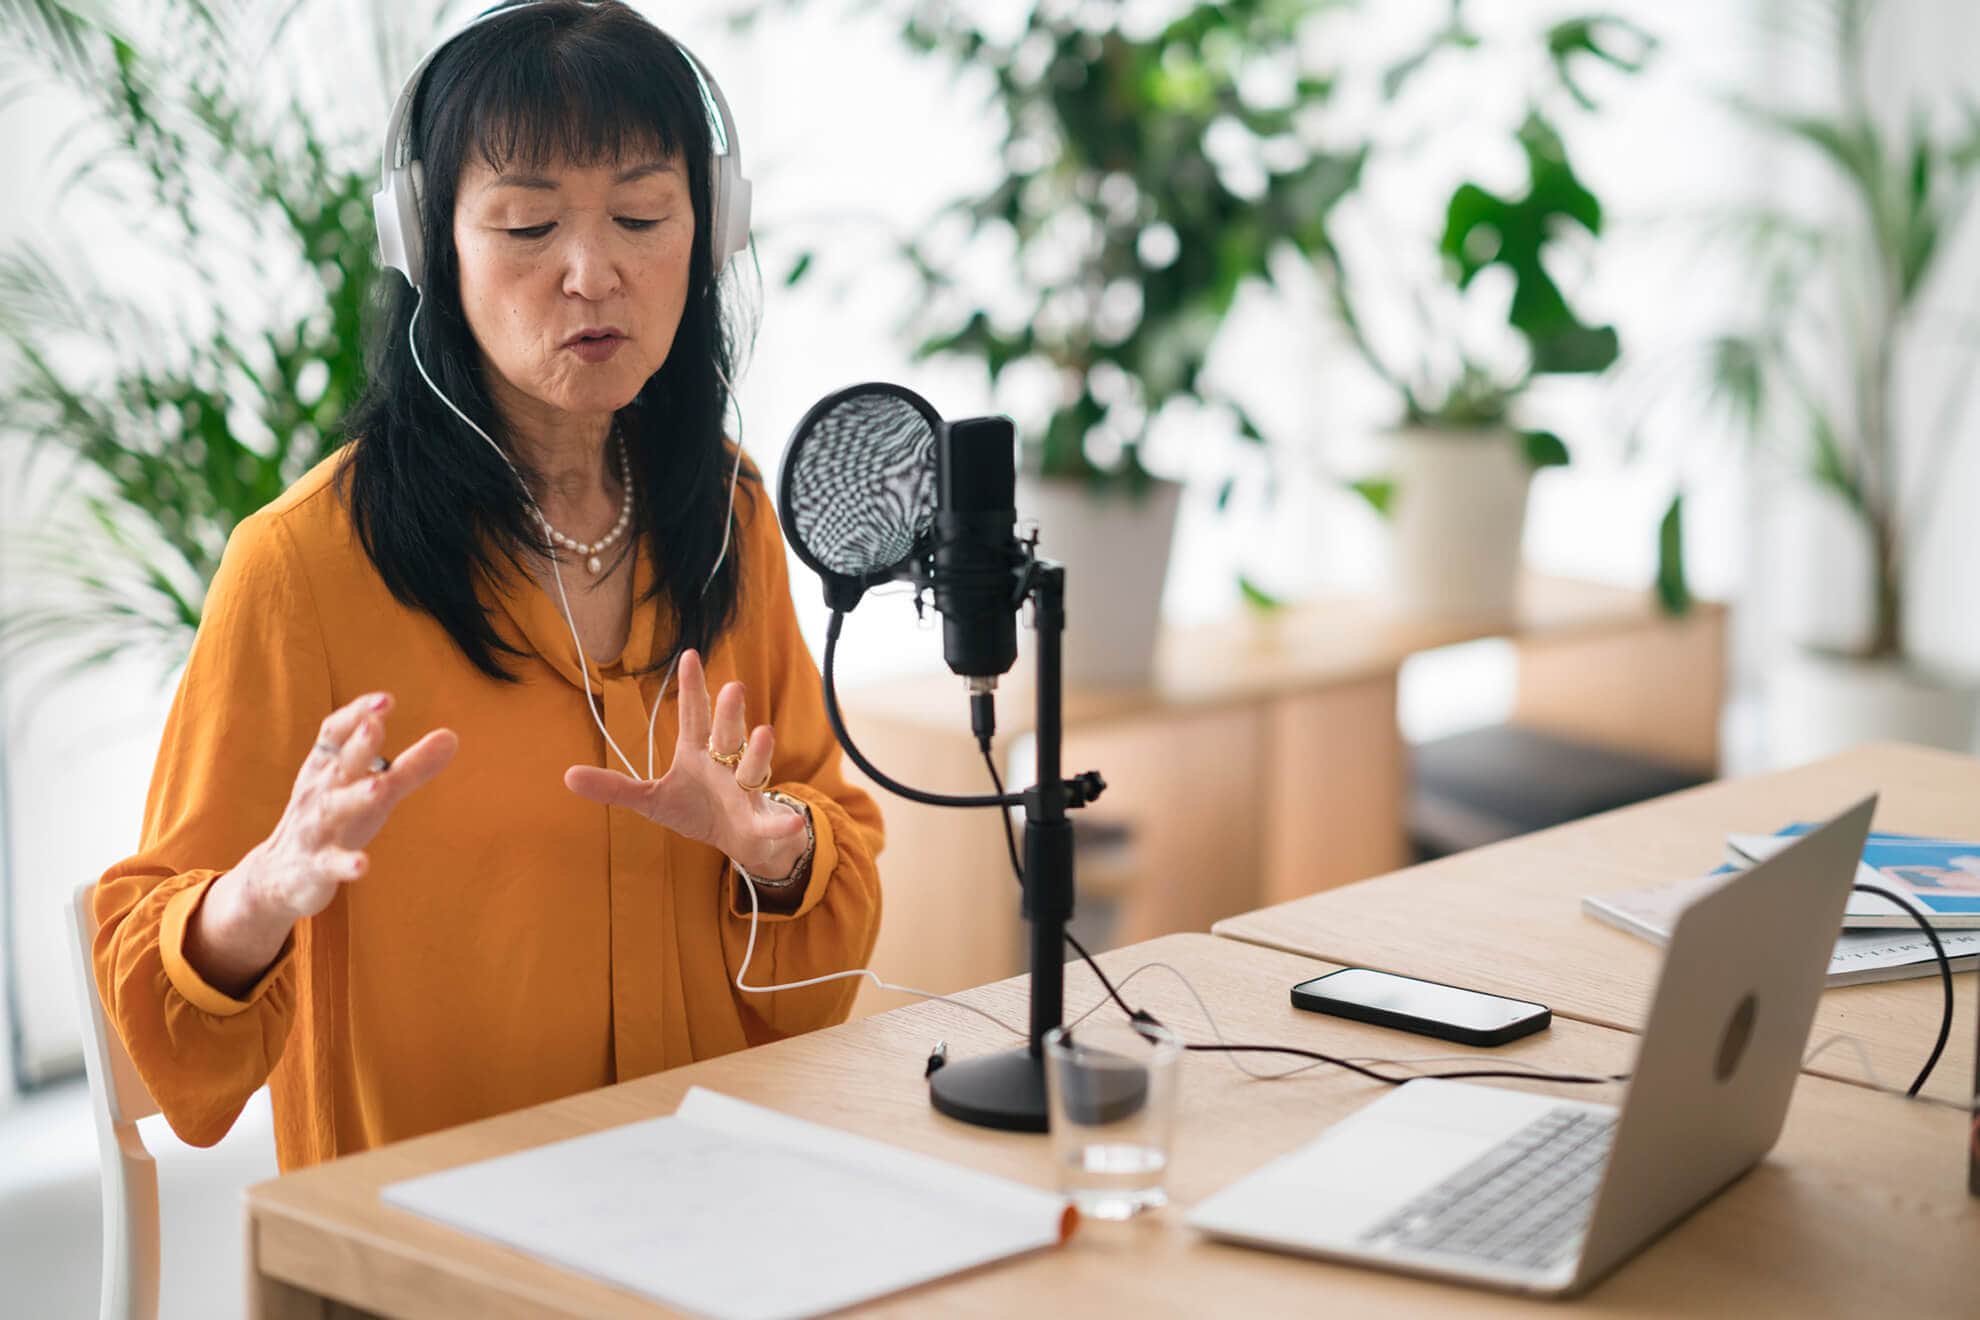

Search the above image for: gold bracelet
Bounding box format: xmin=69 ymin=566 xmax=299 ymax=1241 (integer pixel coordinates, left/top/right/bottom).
xmin=733 ymin=790 xmax=815 ymax=890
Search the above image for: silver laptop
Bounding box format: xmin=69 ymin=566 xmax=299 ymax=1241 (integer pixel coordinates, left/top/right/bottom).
xmin=1188 ymin=795 xmax=1877 ymax=1298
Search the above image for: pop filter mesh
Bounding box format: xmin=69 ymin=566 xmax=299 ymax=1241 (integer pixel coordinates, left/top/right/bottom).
xmin=785 ymin=389 xmax=939 ymax=578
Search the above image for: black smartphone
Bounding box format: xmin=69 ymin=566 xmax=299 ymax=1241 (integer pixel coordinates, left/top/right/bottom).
xmin=1290 ymin=968 xmax=1550 ymax=1047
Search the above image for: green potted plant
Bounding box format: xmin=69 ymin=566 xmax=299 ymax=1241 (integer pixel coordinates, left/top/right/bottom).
xmin=1695 ymin=0 xmax=1980 ymax=761
xmin=748 ymin=0 xmax=1362 ymax=683
xmin=0 ymin=0 xmax=417 ymax=678
xmin=1319 ymin=5 xmax=1655 ymax=619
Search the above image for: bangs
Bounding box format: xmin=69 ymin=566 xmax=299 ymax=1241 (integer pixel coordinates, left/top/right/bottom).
xmin=445 ymin=14 xmax=712 ymax=176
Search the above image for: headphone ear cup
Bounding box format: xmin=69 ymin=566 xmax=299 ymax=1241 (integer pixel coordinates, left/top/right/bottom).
xmin=373 ymin=163 xmax=427 ymax=290
xmin=710 ymin=157 xmax=750 ymax=270
xmin=403 ymin=160 xmax=428 ymax=288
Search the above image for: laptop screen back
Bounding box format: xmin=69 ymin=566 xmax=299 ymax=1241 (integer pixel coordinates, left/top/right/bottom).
xmin=1574 ymin=796 xmax=1876 ymax=1285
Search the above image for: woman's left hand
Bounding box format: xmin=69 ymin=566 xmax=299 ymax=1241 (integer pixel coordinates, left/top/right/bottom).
xmin=564 ymin=649 xmax=809 ymax=879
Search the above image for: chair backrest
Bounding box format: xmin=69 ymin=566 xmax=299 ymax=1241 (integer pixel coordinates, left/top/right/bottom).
xmin=67 ymin=880 xmax=161 ymax=1320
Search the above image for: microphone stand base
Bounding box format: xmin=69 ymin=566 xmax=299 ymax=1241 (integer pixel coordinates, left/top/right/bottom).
xmin=927 ymin=1047 xmax=1048 ymax=1132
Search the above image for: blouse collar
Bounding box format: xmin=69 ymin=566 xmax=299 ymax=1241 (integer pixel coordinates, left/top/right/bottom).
xmin=488 ymin=536 xmax=666 ymax=691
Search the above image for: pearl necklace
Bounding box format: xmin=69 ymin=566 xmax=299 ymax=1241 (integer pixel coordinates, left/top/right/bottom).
xmin=535 ymin=429 xmax=633 ymax=575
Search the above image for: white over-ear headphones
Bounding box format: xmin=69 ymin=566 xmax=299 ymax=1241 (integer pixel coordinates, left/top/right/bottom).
xmin=372 ymin=0 xmax=753 ymax=290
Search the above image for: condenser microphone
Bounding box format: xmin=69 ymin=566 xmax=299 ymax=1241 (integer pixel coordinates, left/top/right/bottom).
xmin=933 ymin=415 xmax=1023 ymax=681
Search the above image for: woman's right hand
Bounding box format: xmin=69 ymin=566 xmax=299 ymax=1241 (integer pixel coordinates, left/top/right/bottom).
xmin=187 ymin=692 xmax=457 ymax=996
xmin=245 ymin=691 xmax=459 ymax=922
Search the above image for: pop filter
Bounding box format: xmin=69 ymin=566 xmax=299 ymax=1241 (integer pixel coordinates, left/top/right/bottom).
xmin=778 ymin=381 xmax=942 ymax=611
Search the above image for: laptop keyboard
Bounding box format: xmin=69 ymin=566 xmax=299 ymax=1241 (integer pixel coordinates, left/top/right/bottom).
xmin=1359 ymin=1108 xmax=1616 ymax=1272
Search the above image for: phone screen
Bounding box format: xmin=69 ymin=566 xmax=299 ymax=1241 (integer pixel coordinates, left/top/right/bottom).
xmin=1296 ymin=968 xmax=1541 ymax=1031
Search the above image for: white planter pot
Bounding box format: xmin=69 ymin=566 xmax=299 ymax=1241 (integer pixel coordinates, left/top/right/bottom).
xmin=1387 ymin=427 xmax=1532 ymax=620
xmin=1767 ymin=650 xmax=1980 ymax=768
xmin=1015 ymin=476 xmax=1183 ymax=686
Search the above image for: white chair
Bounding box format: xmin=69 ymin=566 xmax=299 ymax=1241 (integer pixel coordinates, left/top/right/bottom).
xmin=65 ymin=879 xmax=161 ymax=1320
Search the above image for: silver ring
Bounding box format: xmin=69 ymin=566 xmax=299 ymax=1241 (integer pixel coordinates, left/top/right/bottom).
xmin=369 ymin=755 xmax=391 ymax=774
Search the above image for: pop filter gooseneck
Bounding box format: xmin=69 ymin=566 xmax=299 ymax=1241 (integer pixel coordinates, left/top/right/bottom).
xmin=779 ymin=382 xmax=1109 ymax=1132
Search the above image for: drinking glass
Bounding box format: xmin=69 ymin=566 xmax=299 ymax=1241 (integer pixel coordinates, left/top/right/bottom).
xmin=1043 ymin=1016 xmax=1180 ymax=1220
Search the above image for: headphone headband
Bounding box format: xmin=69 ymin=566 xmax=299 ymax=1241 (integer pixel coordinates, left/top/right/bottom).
xmin=373 ymin=1 xmax=751 ymax=290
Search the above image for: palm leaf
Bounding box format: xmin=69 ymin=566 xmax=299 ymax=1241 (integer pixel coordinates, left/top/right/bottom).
xmin=0 ymin=0 xmax=111 ymax=81
xmin=0 ymin=0 xmax=408 ymax=677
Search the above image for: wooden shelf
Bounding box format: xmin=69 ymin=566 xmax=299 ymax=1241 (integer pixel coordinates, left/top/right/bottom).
xmin=842 ymin=574 xmax=1719 ymax=737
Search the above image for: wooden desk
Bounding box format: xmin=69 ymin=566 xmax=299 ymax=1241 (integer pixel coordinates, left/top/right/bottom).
xmin=246 ymin=934 xmax=1975 ymax=1318
xmin=1214 ymin=742 xmax=1979 ymax=1107
xmin=846 ymin=577 xmax=1725 ymax=1015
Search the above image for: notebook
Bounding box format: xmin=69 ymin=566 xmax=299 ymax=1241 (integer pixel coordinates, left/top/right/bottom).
xmin=382 ymin=1087 xmax=1076 ymax=1320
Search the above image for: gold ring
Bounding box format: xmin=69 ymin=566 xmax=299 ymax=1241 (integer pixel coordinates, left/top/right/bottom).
xmin=706 ymin=738 xmax=745 ymax=767
xmin=736 ymin=769 xmax=771 ymax=793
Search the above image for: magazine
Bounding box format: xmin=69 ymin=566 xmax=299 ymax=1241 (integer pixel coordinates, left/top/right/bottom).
xmin=1726 ymin=827 xmax=1980 ymax=930
xmin=1582 ymin=833 xmax=1980 ymax=987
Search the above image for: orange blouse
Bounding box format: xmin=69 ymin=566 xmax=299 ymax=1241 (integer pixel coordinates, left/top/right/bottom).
xmin=92 ymin=453 xmax=884 ymax=1170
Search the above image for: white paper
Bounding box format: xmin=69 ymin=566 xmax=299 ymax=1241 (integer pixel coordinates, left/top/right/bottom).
xmin=382 ymin=1087 xmax=1067 ymax=1320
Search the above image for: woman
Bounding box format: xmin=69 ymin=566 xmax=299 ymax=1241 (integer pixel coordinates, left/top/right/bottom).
xmin=92 ymin=0 xmax=883 ymax=1170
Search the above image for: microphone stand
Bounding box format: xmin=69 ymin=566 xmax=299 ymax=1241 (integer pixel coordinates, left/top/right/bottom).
xmin=815 ymin=556 xmax=1106 ymax=1133
xmin=927 ymin=561 xmax=1102 ymax=1132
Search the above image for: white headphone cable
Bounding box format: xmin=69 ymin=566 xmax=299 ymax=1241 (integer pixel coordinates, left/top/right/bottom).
xmin=1800 ymin=1032 xmax=1965 ymax=1111
xmin=408 ymin=292 xmax=1027 ymax=1020
xmin=408 ymin=290 xmax=750 ymax=780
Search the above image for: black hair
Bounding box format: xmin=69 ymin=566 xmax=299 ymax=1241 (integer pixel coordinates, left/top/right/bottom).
xmin=338 ymin=0 xmax=753 ymax=681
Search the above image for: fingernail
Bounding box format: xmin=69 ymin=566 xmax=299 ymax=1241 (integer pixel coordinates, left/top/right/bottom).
xmin=369 ymin=694 xmax=390 ymax=711
xmin=370 ymin=777 xmax=387 ymax=796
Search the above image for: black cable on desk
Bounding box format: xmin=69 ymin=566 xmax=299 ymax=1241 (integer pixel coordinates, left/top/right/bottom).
xmin=1852 ymin=882 xmax=1954 ymax=1097
xmin=973 ymin=788 xmax=1957 ymax=1102
xmin=979 ymin=748 xmax=1624 ymax=1089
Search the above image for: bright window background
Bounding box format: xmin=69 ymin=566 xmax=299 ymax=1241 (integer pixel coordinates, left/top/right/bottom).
xmin=3 ymin=0 xmax=1976 ymax=1094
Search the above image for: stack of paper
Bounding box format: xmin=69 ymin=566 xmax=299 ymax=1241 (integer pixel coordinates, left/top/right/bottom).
xmin=1582 ymin=826 xmax=1980 ymax=987
xmin=383 ymin=1087 xmax=1075 ymax=1320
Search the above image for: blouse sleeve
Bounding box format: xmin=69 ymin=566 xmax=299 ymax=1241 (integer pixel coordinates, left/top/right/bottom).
xmin=718 ymin=491 xmax=885 ymax=1040
xmin=92 ymin=508 xmax=330 ymax=1147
